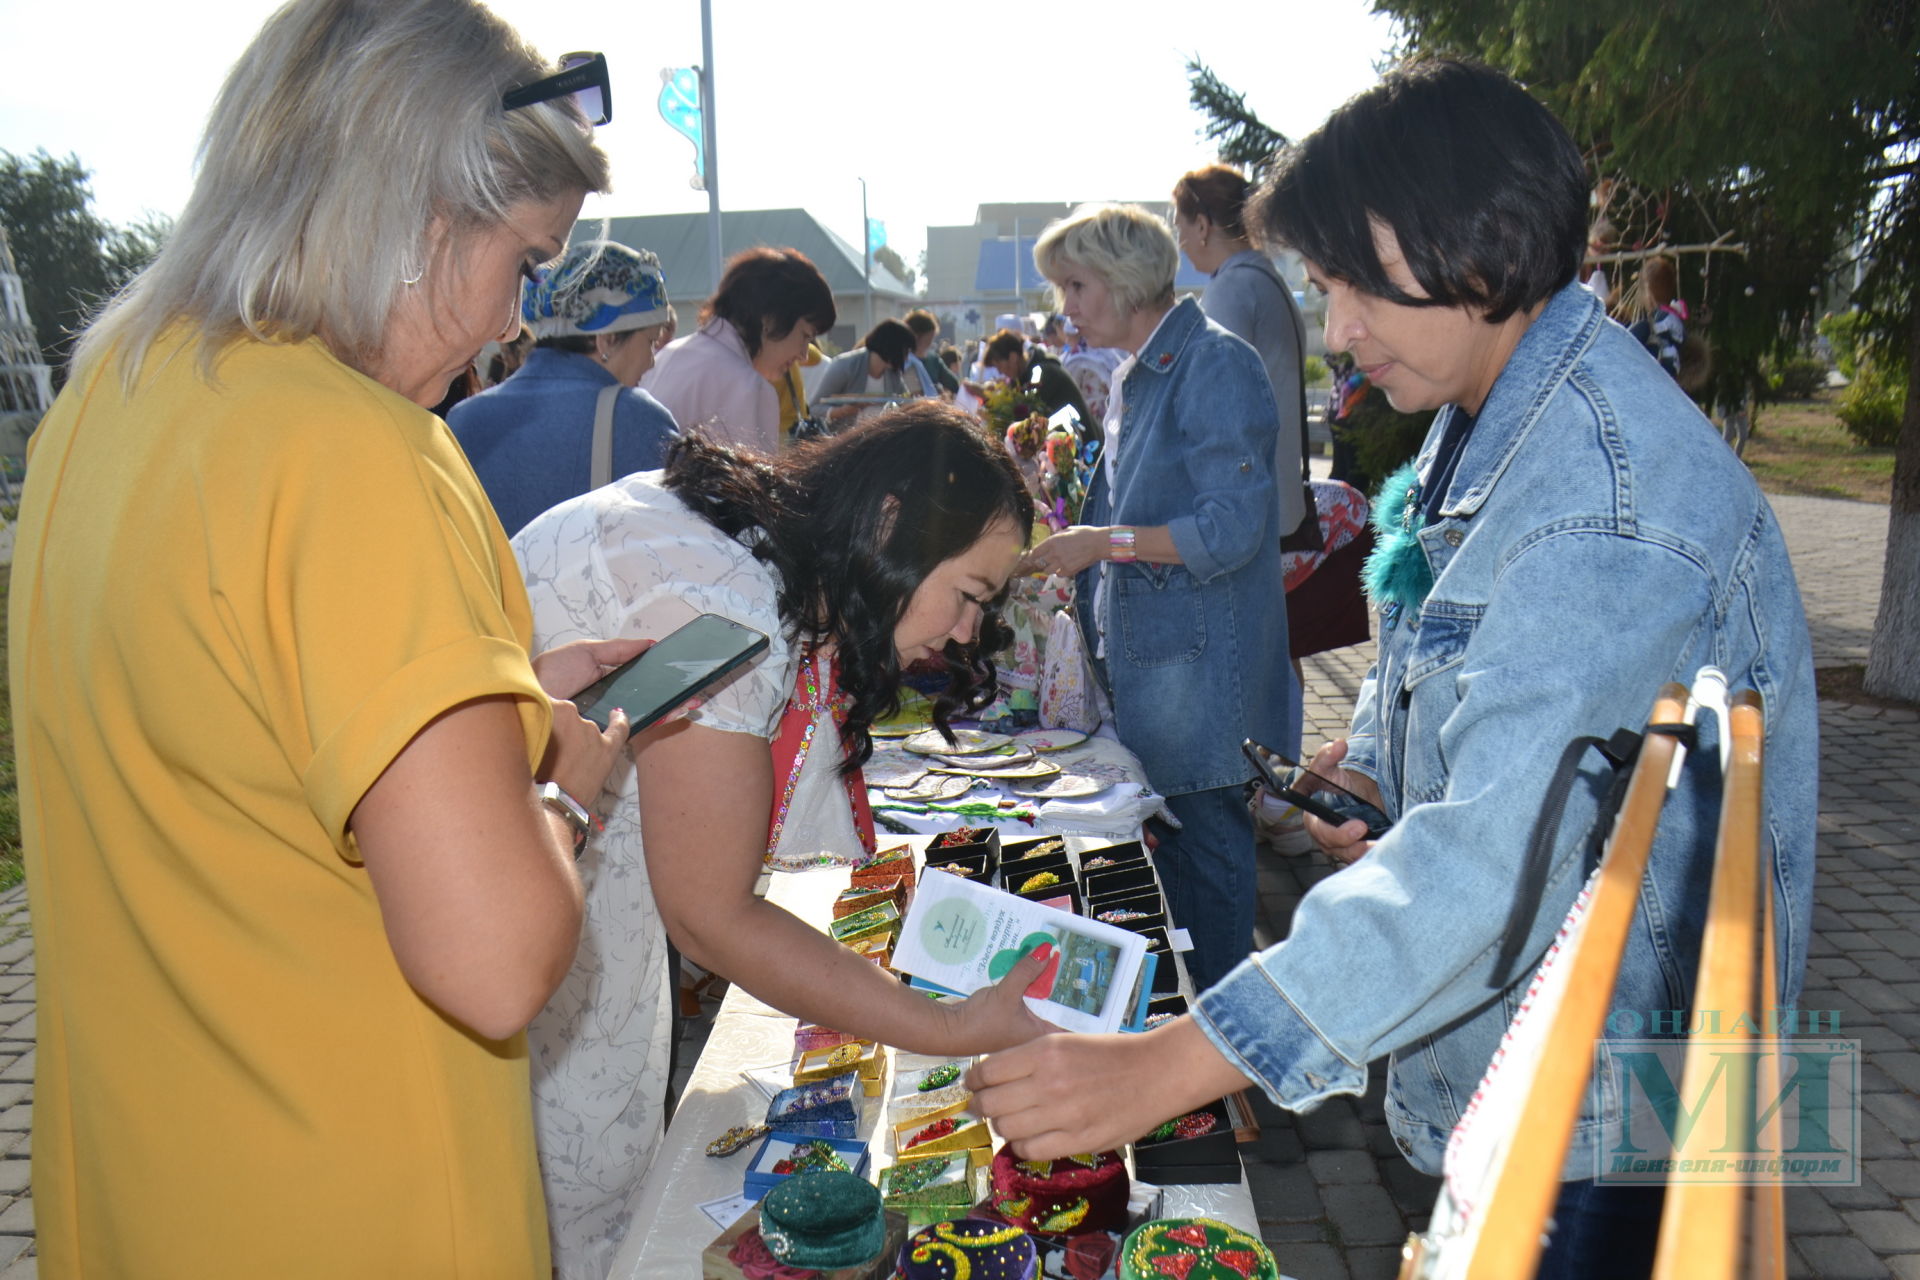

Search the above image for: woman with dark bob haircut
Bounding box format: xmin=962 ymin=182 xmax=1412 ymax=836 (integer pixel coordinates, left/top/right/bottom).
xmin=812 ymin=317 xmax=935 ymax=425
xmin=511 ymin=402 xmax=1052 ymax=1274
xmin=645 ymin=245 xmax=836 ymax=454
xmin=970 ymin=59 xmax=1814 ymax=1280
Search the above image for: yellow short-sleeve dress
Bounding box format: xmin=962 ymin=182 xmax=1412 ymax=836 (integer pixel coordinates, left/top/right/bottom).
xmin=8 ymin=331 xmax=555 ymax=1277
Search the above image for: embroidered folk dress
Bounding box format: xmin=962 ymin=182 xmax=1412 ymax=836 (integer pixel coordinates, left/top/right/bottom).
xmin=511 ymin=471 xmax=860 ymax=1278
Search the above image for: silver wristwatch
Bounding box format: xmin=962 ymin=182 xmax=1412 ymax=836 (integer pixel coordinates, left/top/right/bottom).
xmin=538 ymin=781 xmax=592 ymax=859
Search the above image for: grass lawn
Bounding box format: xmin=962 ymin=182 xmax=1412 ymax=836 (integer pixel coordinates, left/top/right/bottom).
xmin=1745 ymin=389 xmax=1895 ymax=504
xmin=0 ymin=561 xmax=16 ymax=892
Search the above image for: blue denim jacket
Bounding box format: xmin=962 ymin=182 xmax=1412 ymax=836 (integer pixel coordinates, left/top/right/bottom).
xmin=1075 ymin=297 xmax=1293 ymax=795
xmin=1192 ymin=282 xmax=1817 ymax=1177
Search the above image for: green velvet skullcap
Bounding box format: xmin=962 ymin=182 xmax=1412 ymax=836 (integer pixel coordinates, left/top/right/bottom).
xmin=760 ymin=1169 xmax=884 ymax=1269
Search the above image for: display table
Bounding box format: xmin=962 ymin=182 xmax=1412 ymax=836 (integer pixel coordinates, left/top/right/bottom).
xmin=607 ymin=834 xmax=1260 ymax=1277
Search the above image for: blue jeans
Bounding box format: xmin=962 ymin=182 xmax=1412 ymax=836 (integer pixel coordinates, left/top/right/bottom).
xmin=1150 ymin=785 xmax=1256 ymax=990
xmin=1538 ymin=1179 xmax=1665 ymax=1279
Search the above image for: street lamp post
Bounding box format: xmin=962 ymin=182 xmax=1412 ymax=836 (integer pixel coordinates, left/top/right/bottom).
xmin=699 ymin=0 xmax=722 ymax=290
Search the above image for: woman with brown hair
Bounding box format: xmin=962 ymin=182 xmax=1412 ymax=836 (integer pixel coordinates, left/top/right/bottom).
xmin=1173 ymin=163 xmax=1311 ymax=571
xmin=646 ymin=246 xmax=837 ymax=453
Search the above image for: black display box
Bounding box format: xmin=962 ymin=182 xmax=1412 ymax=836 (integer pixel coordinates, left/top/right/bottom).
xmin=1001 ymin=835 xmax=1071 ymax=866
xmin=1082 ymin=862 xmax=1158 ymax=900
xmin=920 ymin=856 xmax=990 ymax=885
xmin=925 ymin=826 xmax=1002 ymax=880
xmin=1132 ymin=1098 xmax=1241 ymax=1184
xmin=1072 ymin=839 xmax=1147 ymax=874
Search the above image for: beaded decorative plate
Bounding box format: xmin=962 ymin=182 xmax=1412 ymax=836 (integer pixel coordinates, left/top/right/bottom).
xmin=1014 ymin=727 xmax=1090 ymax=751
xmin=902 ymin=729 xmax=1012 ymax=756
xmin=931 ymin=759 xmax=1062 ymax=782
xmin=931 ymin=743 xmax=1035 ymax=768
xmin=1010 ymin=771 xmax=1112 ymax=800
xmin=863 ymin=756 xmax=929 ymax=788
xmin=882 ymin=773 xmax=979 ymax=802
xmin=869 ymin=721 xmax=933 ymax=739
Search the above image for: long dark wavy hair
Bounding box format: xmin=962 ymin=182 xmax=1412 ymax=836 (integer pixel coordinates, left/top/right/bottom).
xmin=662 ymin=401 xmax=1035 ymax=771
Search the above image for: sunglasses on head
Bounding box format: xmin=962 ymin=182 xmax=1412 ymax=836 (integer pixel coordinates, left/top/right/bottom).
xmin=503 ymin=51 xmax=610 ymax=126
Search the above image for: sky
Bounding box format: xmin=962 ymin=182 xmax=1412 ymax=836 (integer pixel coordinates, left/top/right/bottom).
xmin=0 ymin=0 xmax=1404 ymax=278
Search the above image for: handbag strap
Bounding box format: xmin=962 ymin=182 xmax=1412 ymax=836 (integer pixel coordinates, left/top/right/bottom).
xmin=590 ymin=383 xmax=620 ymax=489
xmin=1489 ymin=725 xmax=1653 ymax=986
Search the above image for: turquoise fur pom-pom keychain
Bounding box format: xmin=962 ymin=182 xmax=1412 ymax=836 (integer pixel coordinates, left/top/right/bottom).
xmin=1362 ymin=461 xmax=1436 ymax=616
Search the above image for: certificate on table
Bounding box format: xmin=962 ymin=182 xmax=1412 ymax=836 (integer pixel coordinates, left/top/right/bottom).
xmin=697 ymin=1191 xmax=757 ymax=1232
xmin=892 ymin=870 xmax=1147 ymax=1034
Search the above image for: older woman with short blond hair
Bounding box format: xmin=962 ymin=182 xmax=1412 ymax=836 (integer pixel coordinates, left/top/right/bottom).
xmin=14 ymin=2 xmax=637 ymax=1272
xmin=1021 ymin=202 xmax=1291 ymax=988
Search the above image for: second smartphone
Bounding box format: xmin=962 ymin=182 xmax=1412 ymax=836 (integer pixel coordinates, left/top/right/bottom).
xmin=1242 ymin=738 xmax=1393 ymax=840
xmin=572 ymin=613 xmax=771 ymax=732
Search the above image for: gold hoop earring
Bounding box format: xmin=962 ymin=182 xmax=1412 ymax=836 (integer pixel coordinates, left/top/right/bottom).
xmin=401 ymin=263 xmax=424 ymax=286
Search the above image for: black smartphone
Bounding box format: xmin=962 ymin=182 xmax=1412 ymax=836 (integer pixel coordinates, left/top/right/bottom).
xmin=1242 ymin=739 xmax=1393 ymax=840
xmin=572 ymin=613 xmax=771 ymax=732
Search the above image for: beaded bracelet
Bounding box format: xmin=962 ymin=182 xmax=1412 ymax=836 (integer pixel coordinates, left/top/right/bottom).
xmin=905 ymin=1117 xmax=960 ymax=1148
xmin=767 ymin=848 xmax=865 ymax=872
xmin=917 ymin=1062 xmax=963 ymax=1092
xmin=706 ymin=1122 xmax=769 ymax=1157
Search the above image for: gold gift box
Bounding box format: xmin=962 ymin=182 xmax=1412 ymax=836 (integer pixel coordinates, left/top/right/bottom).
xmin=795 ymin=1040 xmax=889 ymax=1095
xmin=828 ymin=901 xmax=899 ymax=949
xmin=849 ymin=844 xmax=915 ymax=887
xmin=890 ymin=1111 xmax=992 ymax=1160
xmin=832 ymin=876 xmax=910 ymax=921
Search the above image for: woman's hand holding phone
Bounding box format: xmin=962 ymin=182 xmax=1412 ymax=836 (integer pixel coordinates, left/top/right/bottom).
xmin=532 ymin=637 xmax=651 ymax=807
xmin=532 ymin=637 xmax=653 ymax=701
xmin=1301 ymin=739 xmax=1386 ymax=869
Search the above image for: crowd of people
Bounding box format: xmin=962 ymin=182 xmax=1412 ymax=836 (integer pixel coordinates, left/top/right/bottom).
xmin=7 ymin=2 xmax=1815 ymax=1278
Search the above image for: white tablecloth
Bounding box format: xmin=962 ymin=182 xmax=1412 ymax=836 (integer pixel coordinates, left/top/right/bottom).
xmin=606 ymin=834 xmax=1259 ymax=1278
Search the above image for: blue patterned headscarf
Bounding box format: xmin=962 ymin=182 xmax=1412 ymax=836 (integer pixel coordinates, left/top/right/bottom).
xmin=522 ymin=240 xmax=672 ymax=338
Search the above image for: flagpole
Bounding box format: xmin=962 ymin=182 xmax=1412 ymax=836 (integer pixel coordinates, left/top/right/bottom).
xmin=700 ymin=0 xmax=722 ymax=291
xmin=861 ymin=177 xmax=874 ymax=334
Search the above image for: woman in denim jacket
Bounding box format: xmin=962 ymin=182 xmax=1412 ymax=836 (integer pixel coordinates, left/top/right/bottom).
xmin=974 ymin=62 xmax=1815 ymax=1279
xmin=1021 ymin=204 xmax=1292 ymax=989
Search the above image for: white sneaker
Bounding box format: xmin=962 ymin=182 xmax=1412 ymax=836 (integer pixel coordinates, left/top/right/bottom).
xmin=1251 ymin=789 xmax=1314 ymax=853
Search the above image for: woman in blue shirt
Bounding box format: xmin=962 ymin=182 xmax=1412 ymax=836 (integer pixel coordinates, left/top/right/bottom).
xmin=450 ymin=240 xmax=679 ymax=535
xmin=1021 ymin=202 xmax=1290 ymax=990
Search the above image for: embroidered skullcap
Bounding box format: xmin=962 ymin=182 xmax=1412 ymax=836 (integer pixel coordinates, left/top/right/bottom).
xmin=895 ymin=1217 xmax=1038 ymax=1280
xmin=759 ymin=1169 xmax=885 ymax=1269
xmin=522 ymin=240 xmax=672 ymax=338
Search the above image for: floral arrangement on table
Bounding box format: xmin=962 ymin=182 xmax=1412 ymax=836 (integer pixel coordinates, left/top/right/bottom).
xmin=981 ymin=380 xmax=1039 ymax=437
xmin=984 ymin=383 xmax=1091 ymax=531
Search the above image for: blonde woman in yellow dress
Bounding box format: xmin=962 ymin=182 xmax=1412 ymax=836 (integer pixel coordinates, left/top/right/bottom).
xmin=9 ymin=2 xmax=636 ymax=1273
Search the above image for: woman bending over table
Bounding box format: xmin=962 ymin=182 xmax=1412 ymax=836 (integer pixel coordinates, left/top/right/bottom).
xmin=10 ymin=3 xmax=637 ymax=1273
xmin=512 ymin=403 xmax=1054 ymax=1276
xmin=1020 ymin=203 xmax=1291 ymax=990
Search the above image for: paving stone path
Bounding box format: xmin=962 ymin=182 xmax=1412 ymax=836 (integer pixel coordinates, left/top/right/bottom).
xmin=0 ymin=493 xmax=1908 ymax=1277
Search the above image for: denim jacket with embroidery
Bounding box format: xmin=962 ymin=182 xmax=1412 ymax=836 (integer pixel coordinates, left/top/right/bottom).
xmin=1072 ymin=297 xmax=1293 ymax=796
xmin=1191 ymin=282 xmax=1817 ymax=1177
